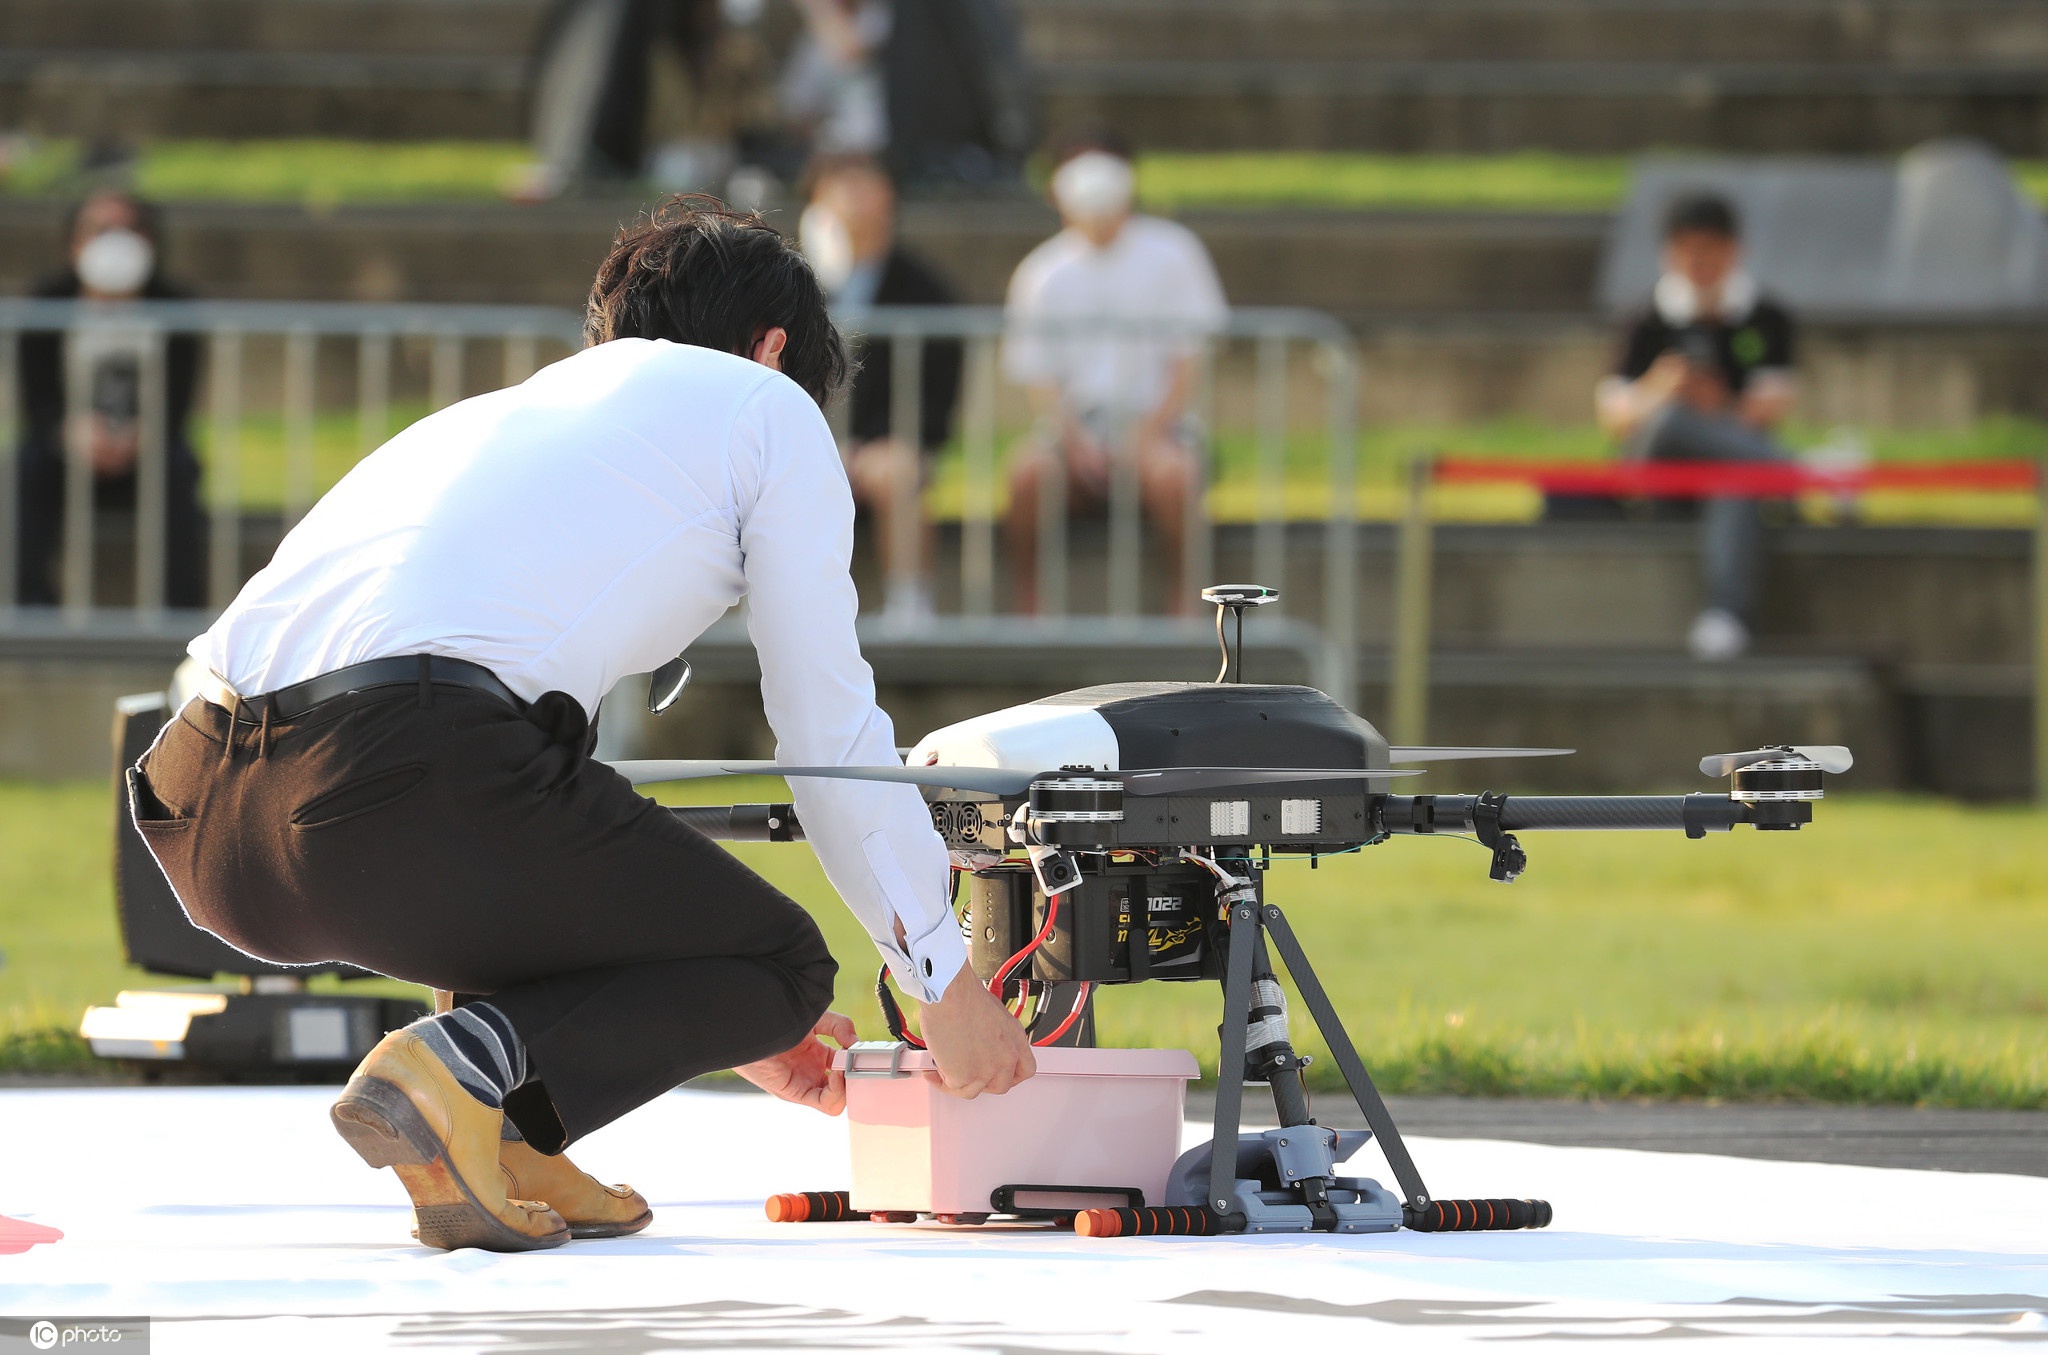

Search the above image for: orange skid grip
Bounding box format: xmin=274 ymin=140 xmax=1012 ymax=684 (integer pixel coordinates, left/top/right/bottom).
xmin=1076 ymin=1206 xmax=1219 ymax=1238
xmin=764 ymin=1190 xmax=852 ymax=1223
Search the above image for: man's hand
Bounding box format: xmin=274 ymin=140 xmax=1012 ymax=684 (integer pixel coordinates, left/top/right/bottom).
xmin=917 ymin=966 xmax=1036 ymax=1098
xmin=1638 ymin=352 xmax=1691 ymax=403
xmin=1674 ymin=362 xmax=1731 ymax=413
xmin=87 ymin=417 xmax=139 ymax=478
xmin=733 ymin=1011 xmax=856 ymax=1115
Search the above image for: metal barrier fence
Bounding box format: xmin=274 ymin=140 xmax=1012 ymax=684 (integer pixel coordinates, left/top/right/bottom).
xmin=0 ymin=298 xmax=584 ymax=628
xmin=0 ymin=299 xmax=1367 ymax=704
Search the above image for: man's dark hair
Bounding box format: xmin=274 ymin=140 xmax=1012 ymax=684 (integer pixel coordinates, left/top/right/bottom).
xmin=584 ymin=195 xmax=849 ymax=408
xmin=1663 ymin=192 xmax=1740 ymax=241
xmin=1049 ymin=123 xmax=1134 ymax=169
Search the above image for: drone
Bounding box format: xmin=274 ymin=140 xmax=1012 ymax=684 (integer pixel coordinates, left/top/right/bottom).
xmin=612 ymin=585 xmax=1851 ymax=1239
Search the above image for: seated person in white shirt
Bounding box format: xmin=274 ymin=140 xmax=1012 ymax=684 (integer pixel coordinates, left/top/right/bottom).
xmin=1001 ymin=129 xmax=1229 ymax=615
xmin=129 ymin=198 xmax=1033 ymax=1254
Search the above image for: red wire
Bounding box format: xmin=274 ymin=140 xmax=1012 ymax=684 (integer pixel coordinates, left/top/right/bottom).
xmin=900 ymin=870 xmax=1090 ymax=1052
xmin=1033 ymin=982 xmax=1092 ymax=1046
xmin=990 ymin=890 xmax=1061 ymax=996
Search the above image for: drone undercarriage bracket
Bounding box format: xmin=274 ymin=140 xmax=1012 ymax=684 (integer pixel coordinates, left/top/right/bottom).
xmin=1190 ymin=893 xmax=1432 ymax=1232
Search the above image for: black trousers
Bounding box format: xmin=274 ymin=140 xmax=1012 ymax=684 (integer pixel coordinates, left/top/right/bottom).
xmin=133 ymin=679 xmax=838 ymax=1151
xmin=17 ymin=436 xmax=208 ymax=608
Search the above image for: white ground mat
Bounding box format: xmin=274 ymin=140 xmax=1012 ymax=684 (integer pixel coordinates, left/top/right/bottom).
xmin=2 ymin=1086 xmax=2044 ymax=1351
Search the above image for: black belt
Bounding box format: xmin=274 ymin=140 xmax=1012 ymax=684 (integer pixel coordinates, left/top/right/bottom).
xmin=215 ymin=655 xmax=525 ymax=722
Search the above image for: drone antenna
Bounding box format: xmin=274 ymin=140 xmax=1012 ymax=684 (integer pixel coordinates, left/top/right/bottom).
xmin=1199 ymin=584 xmax=1281 ymax=683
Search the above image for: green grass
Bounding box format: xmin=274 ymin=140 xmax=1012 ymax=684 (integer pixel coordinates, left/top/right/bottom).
xmin=193 ymin=403 xmax=2045 ymax=528
xmin=0 ymin=139 xmax=530 ymax=208
xmin=136 ymin=141 xmax=532 ymax=209
xmin=1135 ymin=152 xmax=1636 ymax=213
xmin=10 ymin=776 xmax=2044 ymax=1105
xmin=9 ymin=140 xmax=2048 ymax=214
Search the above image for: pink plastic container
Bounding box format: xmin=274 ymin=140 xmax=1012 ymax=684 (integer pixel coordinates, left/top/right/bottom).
xmin=832 ymin=1044 xmax=1200 ymax=1217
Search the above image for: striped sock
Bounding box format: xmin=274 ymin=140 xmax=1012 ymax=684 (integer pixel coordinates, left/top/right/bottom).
xmin=408 ymin=1003 xmax=527 ymax=1109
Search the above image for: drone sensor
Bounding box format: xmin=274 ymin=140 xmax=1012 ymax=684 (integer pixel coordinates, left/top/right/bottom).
xmin=1209 ymin=800 xmax=1251 ymax=837
xmin=1280 ymin=798 xmax=1323 ymax=835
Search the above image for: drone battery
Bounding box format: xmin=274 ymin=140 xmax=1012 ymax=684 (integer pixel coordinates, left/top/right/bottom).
xmin=966 ymin=869 xmax=1036 ymax=986
xmin=1038 ymin=872 xmax=1223 ymax=983
xmin=833 ymin=1044 xmax=1199 ymax=1216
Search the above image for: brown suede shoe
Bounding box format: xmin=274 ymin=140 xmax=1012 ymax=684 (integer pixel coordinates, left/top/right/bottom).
xmin=331 ymin=1029 xmax=570 ymax=1253
xmin=499 ymin=1139 xmax=652 ymax=1239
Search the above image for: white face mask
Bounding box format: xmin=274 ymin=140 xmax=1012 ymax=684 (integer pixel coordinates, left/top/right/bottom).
xmin=799 ymin=204 xmax=856 ymax=297
xmin=1051 ymin=151 xmax=1135 ymax=226
xmin=77 ymin=228 xmax=155 ymax=297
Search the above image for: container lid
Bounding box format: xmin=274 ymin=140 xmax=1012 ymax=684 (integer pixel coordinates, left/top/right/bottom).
xmin=832 ymin=1043 xmax=1199 ymax=1079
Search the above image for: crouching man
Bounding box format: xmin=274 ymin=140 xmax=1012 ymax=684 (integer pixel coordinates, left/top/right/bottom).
xmin=129 ymin=198 xmax=1035 ymax=1252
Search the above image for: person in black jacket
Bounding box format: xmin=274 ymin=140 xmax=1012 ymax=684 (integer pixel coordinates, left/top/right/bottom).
xmin=801 ymin=154 xmax=962 ymax=621
xmin=1596 ymin=192 xmax=1796 ymax=660
xmin=17 ymin=189 xmax=206 ymax=608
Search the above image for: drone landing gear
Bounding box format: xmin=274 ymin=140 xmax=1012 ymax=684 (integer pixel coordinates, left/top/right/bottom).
xmin=1140 ymin=890 xmax=1551 ymax=1237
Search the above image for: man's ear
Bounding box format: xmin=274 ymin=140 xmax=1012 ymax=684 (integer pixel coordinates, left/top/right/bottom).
xmin=750 ymin=327 xmax=789 ymax=372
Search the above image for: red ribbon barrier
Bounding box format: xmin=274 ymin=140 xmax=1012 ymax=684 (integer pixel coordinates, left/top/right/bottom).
xmin=1433 ymin=458 xmax=2040 ymax=500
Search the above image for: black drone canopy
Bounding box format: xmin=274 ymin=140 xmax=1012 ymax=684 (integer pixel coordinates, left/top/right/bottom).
xmin=1031 ymin=682 xmax=1389 ymax=771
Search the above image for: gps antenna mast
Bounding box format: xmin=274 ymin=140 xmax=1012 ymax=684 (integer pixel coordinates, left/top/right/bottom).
xmin=1202 ymin=584 xmax=1280 ymax=683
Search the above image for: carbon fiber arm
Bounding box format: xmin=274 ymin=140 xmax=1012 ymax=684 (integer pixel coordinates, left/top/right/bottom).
xmin=667 ymin=804 xmax=806 ymax=841
xmin=1383 ymin=793 xmax=1750 ymax=835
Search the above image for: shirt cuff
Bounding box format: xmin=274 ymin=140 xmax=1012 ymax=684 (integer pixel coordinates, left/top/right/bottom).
xmin=884 ymin=914 xmax=969 ymax=1006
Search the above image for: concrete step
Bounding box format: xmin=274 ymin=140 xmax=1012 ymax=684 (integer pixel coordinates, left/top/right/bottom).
xmin=56 ymin=516 xmax=2038 ymax=673
xmin=11 ymin=0 xmax=2048 ymax=151
xmin=1041 ymin=59 xmax=2048 ymax=155
xmin=6 ymin=517 xmax=2033 ymax=792
xmin=888 ymin=521 xmax=2040 ymax=672
xmin=1 ymin=0 xmax=547 ymax=57
xmin=12 ymin=50 xmax=2045 ymax=151
xmin=16 ymin=0 xmax=2046 ymax=67
xmin=0 ymin=197 xmax=1607 ymax=312
xmin=0 ymin=50 xmax=526 ymax=141
xmin=1020 ymin=0 xmax=2048 ymax=67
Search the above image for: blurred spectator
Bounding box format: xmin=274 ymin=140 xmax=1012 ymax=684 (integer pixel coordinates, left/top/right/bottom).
xmin=781 ymin=1 xmax=891 ymax=160
xmin=780 ymin=0 xmax=1034 ymax=189
xmin=17 ymin=190 xmax=206 ymax=608
xmin=522 ymin=0 xmax=729 ymax=198
xmin=880 ymin=0 xmax=1034 ymax=190
xmin=800 ymin=153 xmax=962 ymax=622
xmin=1596 ymin=192 xmax=1795 ymax=661
xmin=1001 ymin=129 xmax=1226 ymax=615
xmin=522 ymin=0 xmax=1030 ymax=198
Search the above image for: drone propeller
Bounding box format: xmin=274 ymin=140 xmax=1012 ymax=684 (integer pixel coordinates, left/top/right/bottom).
xmin=1388 ymin=746 xmax=1574 ymax=763
xmin=611 ymin=760 xmax=1423 ymax=796
xmin=609 ymin=760 xmax=1037 ymax=795
xmin=1698 ymin=745 xmax=1855 ymax=778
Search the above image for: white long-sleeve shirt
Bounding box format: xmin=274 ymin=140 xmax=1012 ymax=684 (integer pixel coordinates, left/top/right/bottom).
xmin=192 ymin=338 xmax=966 ymax=1002
xmin=1002 ymin=215 xmax=1228 ymax=417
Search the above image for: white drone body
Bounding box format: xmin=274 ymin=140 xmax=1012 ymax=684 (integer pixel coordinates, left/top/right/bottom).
xmin=908 ymin=700 xmax=1122 ymax=779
